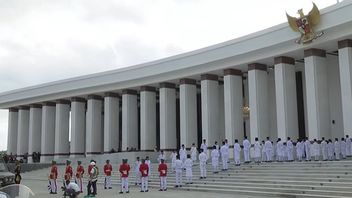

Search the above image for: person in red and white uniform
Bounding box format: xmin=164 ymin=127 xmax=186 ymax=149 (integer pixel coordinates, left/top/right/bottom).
xmin=104 ymin=159 xmax=113 ymax=189
xmin=49 ymin=160 xmax=58 ymax=194
xmin=64 ymin=160 xmax=73 ymax=187
xmin=158 ymin=159 xmax=168 ymax=191
xmin=139 ymin=159 xmax=149 ymax=192
xmin=75 ymin=161 xmax=84 ymax=193
xmin=119 ymin=159 xmax=131 ymax=194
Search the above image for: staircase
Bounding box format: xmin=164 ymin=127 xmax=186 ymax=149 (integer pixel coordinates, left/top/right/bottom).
xmin=23 ymin=160 xmax=352 ymax=197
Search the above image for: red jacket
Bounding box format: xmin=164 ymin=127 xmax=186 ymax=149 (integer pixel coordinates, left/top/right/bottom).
xmin=119 ymin=163 xmax=130 ymax=178
xmin=104 ymin=164 xmax=113 ymax=176
xmin=139 ymin=163 xmax=149 ymax=177
xmin=76 ymin=165 xmax=84 ymax=178
xmin=50 ymin=165 xmax=58 ymax=180
xmin=65 ymin=165 xmax=73 ymax=181
xmin=158 ymin=163 xmax=167 ymax=177
xmin=88 ymin=165 xmax=93 ymax=176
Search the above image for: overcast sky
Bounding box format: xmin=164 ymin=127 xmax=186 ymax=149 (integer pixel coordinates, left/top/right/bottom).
xmin=0 ymin=0 xmax=339 ymax=151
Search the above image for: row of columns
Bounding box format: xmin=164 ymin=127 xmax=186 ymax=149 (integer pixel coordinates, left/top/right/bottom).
xmin=6 ymin=41 xmax=352 ymax=161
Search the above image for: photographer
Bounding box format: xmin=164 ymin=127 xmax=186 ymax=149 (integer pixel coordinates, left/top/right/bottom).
xmin=63 ymin=180 xmax=80 ymax=198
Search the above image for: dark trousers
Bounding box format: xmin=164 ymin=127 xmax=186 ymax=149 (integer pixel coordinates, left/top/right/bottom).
xmin=87 ymin=180 xmax=97 ymax=195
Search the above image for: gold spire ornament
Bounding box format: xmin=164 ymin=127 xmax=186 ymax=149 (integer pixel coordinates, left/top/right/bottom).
xmin=286 ymin=3 xmax=323 ymax=44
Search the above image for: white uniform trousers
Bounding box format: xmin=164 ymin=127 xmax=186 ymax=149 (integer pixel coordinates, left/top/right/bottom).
xmin=266 ymin=150 xmax=272 ymax=162
xmin=175 ymin=170 xmax=182 ymax=186
xmin=141 ymin=176 xmax=148 ymax=192
xmin=49 ymin=179 xmax=57 ymax=193
xmin=135 ymin=172 xmax=141 ymax=185
xmin=120 ymin=177 xmax=129 ymax=192
xmin=186 ymin=168 xmax=192 ymax=183
xmin=244 ymin=150 xmax=250 ymax=162
xmin=160 ymin=176 xmax=167 ymax=190
xmin=222 ymin=156 xmax=228 ymax=170
xmin=200 ymin=163 xmax=206 ymax=178
xmin=104 ymin=176 xmax=112 ymax=188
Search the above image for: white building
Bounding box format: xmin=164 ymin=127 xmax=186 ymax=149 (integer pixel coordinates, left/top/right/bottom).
xmin=1 ymin=2 xmax=352 ymax=162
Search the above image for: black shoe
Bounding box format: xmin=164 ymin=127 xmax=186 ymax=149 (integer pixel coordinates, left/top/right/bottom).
xmin=179 ymin=185 xmax=182 ymax=187
xmin=164 ymin=188 xmax=167 ymax=191
xmin=140 ymin=190 xmax=144 ymax=192
xmin=146 ymin=190 xmax=149 ymax=192
xmin=175 ymin=185 xmax=179 ymax=188
xmin=109 ymin=187 xmax=112 ymax=189
xmin=119 ymin=191 xmax=123 ymax=194
xmin=104 ymin=187 xmax=107 ymax=189
xmin=159 ymin=189 xmax=163 ymax=191
xmin=126 ymin=191 xmax=129 ymax=193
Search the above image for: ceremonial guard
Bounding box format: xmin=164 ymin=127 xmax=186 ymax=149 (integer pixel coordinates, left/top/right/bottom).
xmin=328 ymin=139 xmax=334 ymax=161
xmin=175 ymin=155 xmax=183 ymax=187
xmin=49 ymin=160 xmax=58 ymax=194
xmin=334 ymin=138 xmax=341 ymax=160
xmin=304 ymin=138 xmax=311 ymax=161
xmin=264 ymin=137 xmax=273 ymax=162
xmin=134 ymin=157 xmax=141 ymax=185
xmin=312 ymin=139 xmax=320 ymax=161
xmin=75 ymin=161 xmax=84 ymax=193
xmin=234 ymin=139 xmax=241 ymax=165
xmin=287 ymin=137 xmax=294 ymax=162
xmin=119 ymin=159 xmax=130 ymax=194
xmin=341 ymin=138 xmax=347 ymax=159
xmin=190 ymin=143 xmax=197 ymax=162
xmin=199 ymin=149 xmax=207 ymax=179
xmin=211 ymin=145 xmax=219 ymax=173
xmin=64 ymin=160 xmax=73 ymax=187
xmin=157 ymin=150 xmax=166 ymax=163
xmin=103 ymin=159 xmax=113 ymax=189
xmin=158 ymin=159 xmax=168 ymax=191
xmin=321 ymin=138 xmax=328 ymax=161
xmin=184 ymin=154 xmax=193 ymax=184
xmin=296 ymin=139 xmax=302 ymax=161
xmin=145 ymin=156 xmax=152 ymax=177
xmin=253 ymin=138 xmax=261 ymax=163
xmin=179 ymin=144 xmax=187 ymax=163
xmin=170 ymin=150 xmax=177 ymax=172
xmin=220 ymin=141 xmax=229 ymax=170
xmin=139 ymin=159 xmax=149 ymax=192
xmin=243 ymin=136 xmax=251 ymax=163
xmin=200 ymin=139 xmax=208 ymax=156
xmin=346 ymin=135 xmax=352 ymax=157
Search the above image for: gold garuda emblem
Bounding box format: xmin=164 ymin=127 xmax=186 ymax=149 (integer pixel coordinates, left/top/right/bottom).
xmin=286 ymin=3 xmax=323 ymax=44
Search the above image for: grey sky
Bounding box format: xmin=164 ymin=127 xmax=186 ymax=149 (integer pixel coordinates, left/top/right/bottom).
xmin=0 ymin=0 xmax=339 ymax=150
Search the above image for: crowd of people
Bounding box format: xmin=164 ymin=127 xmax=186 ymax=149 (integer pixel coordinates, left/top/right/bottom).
xmin=47 ymin=135 xmax=352 ymax=197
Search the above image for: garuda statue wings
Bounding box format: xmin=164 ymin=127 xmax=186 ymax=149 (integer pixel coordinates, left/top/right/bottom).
xmin=286 ymin=3 xmax=323 ymax=44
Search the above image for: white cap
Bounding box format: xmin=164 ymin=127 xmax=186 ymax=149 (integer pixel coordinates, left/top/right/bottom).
xmin=90 ymin=162 xmax=95 ymax=166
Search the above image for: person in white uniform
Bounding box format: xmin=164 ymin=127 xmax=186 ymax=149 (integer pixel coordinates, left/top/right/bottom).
xmin=184 ymin=154 xmax=193 ymax=184
xmin=201 ymin=139 xmax=208 ymax=156
xmin=264 ymin=137 xmax=273 ymax=162
xmin=304 ymin=138 xmax=311 ymax=161
xmin=340 ymin=138 xmax=347 ymax=159
xmin=234 ymin=139 xmax=241 ymax=166
xmin=211 ymin=145 xmax=219 ymax=173
xmin=261 ymin=140 xmax=266 ymax=162
xmin=253 ymin=137 xmax=261 ymax=163
xmin=145 ymin=156 xmax=151 ymax=177
xmin=170 ymin=150 xmax=177 ymax=172
xmin=321 ymin=137 xmax=328 ymax=161
xmin=346 ymin=135 xmax=352 ymax=157
xmin=158 ymin=150 xmax=166 ymax=164
xmin=220 ymin=141 xmax=229 ymax=170
xmin=174 ymin=156 xmax=183 ymax=188
xmin=179 ymin=144 xmax=187 ymax=163
xmin=134 ymin=157 xmax=141 ymax=186
xmin=199 ymin=149 xmax=208 ymax=179
xmin=286 ymin=137 xmax=294 ymax=162
xmin=334 ymin=138 xmax=341 ymax=160
xmin=243 ymin=136 xmax=251 ymax=163
xmin=327 ymin=139 xmax=334 ymax=161
xmin=276 ymin=138 xmax=283 ymax=162
xmin=312 ymin=139 xmax=320 ymax=161
xmin=190 ymin=143 xmax=197 ymax=162
xmin=296 ymin=139 xmax=302 ymax=161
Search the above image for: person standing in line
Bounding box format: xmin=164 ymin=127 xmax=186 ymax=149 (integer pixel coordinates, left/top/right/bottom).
xmin=158 ymin=159 xmax=168 ymax=191
xmin=304 ymin=137 xmax=311 ymax=161
xmin=201 ymin=139 xmax=208 ymax=156
xmin=119 ymin=159 xmax=130 ymax=194
xmin=234 ymin=139 xmax=241 ymax=166
xmin=214 ymin=141 xmax=219 ymax=150
xmin=87 ymin=161 xmax=98 ymax=196
xmin=261 ymin=140 xmax=266 ymax=162
xmin=243 ymin=136 xmax=251 ymax=163
xmin=199 ymin=149 xmax=207 ymax=179
xmin=346 ymin=135 xmax=351 ymax=157
xmin=139 ymin=159 xmax=149 ymax=192
xmin=286 ymin=137 xmax=294 ymax=162
xmin=49 ymin=160 xmax=58 ymax=194
xmin=184 ymin=154 xmax=193 ymax=184
xmin=264 ymin=137 xmax=273 ymax=162
xmin=276 ymin=138 xmax=283 ymax=162
xmin=220 ymin=141 xmax=229 ymax=170
xmin=341 ymin=138 xmax=347 ymax=159
xmin=253 ymin=137 xmax=261 ymax=163
xmin=158 ymin=150 xmax=166 ymax=164
xmin=312 ymin=139 xmax=320 ymax=161
xmin=64 ymin=160 xmax=73 ymax=188
xmin=327 ymin=139 xmax=334 ymax=161
xmin=170 ymin=150 xmax=177 ymax=172
xmin=179 ymin=144 xmax=187 ymax=163
xmin=211 ymin=145 xmax=219 ymax=173
xmin=190 ymin=143 xmax=197 ymax=162
xmin=134 ymin=157 xmax=141 ymax=186
xmin=321 ymin=137 xmax=328 ymax=161
xmin=225 ymin=139 xmax=230 ymax=163
xmin=174 ymin=155 xmax=183 ymax=187
xmin=296 ymin=139 xmax=302 ymax=161
xmin=104 ymin=159 xmax=113 ymax=189
xmin=75 ymin=161 xmax=84 ymax=193
xmin=145 ymin=156 xmax=151 ymax=178
xmin=334 ymin=138 xmax=341 ymax=161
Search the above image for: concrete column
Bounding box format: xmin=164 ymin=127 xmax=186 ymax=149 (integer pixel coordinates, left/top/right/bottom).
xmin=218 ymin=83 xmax=225 ymax=141
xmin=224 ymin=69 xmax=243 ymax=146
xmin=304 ymin=49 xmax=330 ymax=139
xmin=86 ymin=95 xmax=103 ymax=156
xmin=159 ymin=83 xmax=177 ymax=150
xmin=28 ymin=104 xmax=42 ymax=163
xmin=201 ymin=74 xmax=219 ymax=146
xmin=274 ymin=57 xmax=299 ymax=140
xmin=122 ymin=90 xmax=138 ymax=151
xmin=54 ymin=100 xmax=70 ymax=159
xmin=41 ymin=102 xmax=56 ymax=162
xmin=104 ymin=92 xmax=120 ymax=153
xmin=248 ymin=63 xmax=269 ymax=142
xmin=7 ymin=108 xmax=18 ymax=155
xmin=338 ymin=40 xmax=352 ymax=136
xmin=140 ymin=86 xmax=156 ymax=150
xmin=179 ymin=79 xmax=198 ymax=148
xmin=70 ymin=97 xmax=86 ymax=158
xmin=17 ymin=106 xmax=29 ymax=158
